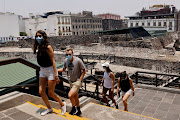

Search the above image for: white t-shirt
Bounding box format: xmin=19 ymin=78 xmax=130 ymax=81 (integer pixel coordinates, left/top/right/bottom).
xmin=103 ymin=72 xmax=113 ymax=88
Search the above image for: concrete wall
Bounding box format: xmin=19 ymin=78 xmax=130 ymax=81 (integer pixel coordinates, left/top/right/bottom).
xmin=25 ymin=17 xmax=47 ymax=37
xmin=0 ymin=13 xmax=19 ymax=37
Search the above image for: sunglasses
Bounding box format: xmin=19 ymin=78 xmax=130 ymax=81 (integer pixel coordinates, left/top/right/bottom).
xmin=36 ymin=35 xmax=42 ymax=37
xmin=66 ymin=54 xmax=71 ymax=56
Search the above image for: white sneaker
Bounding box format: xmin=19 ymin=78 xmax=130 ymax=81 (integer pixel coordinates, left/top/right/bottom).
xmin=61 ymin=102 xmax=66 ymax=115
xmin=40 ymin=108 xmax=53 ymax=116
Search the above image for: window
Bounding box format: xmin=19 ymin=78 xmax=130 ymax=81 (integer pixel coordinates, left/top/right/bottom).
xmin=158 ymin=22 xmax=161 ymax=26
xmin=57 ymin=17 xmax=60 ymax=24
xmin=130 ymin=23 xmax=133 ymax=27
xmin=142 ymin=22 xmax=144 ymax=26
xmin=66 ymin=27 xmax=68 ymax=32
xmin=153 ymin=21 xmax=156 ymax=26
xmin=62 ymin=17 xmax=64 ymax=24
xmin=164 ymin=22 xmax=167 ymax=27
xmin=136 ymin=23 xmax=138 ymax=26
xmin=148 ymin=22 xmax=150 ymax=26
xmin=65 ymin=18 xmax=67 ymax=24
xmin=169 ymin=22 xmax=172 ymax=30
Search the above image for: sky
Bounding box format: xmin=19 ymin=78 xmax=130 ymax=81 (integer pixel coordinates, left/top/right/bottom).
xmin=0 ymin=0 xmax=180 ymax=18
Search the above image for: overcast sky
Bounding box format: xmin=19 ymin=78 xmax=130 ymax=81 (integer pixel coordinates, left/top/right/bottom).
xmin=0 ymin=0 xmax=180 ymax=18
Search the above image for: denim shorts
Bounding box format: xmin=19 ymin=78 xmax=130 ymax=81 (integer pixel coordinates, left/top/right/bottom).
xmin=39 ymin=66 xmax=57 ymax=80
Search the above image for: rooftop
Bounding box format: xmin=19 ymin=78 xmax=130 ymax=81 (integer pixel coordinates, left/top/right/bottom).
xmin=0 ymin=57 xmax=62 ymax=94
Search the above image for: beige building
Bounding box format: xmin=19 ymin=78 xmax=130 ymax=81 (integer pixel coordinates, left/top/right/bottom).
xmin=25 ymin=11 xmax=72 ymax=37
xmin=70 ymin=11 xmax=103 ymax=35
xmin=25 ymin=11 xmax=103 ymax=37
xmin=56 ymin=14 xmax=72 ymax=36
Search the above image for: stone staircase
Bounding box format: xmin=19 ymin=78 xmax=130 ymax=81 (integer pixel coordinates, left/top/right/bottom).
xmin=0 ymin=91 xmax=161 ymax=120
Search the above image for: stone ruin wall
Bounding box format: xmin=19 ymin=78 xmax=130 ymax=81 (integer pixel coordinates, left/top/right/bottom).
xmin=1 ymin=32 xmax=180 ymax=74
xmin=3 ymin=32 xmax=178 ymax=51
xmin=0 ymin=52 xmax=179 ymax=74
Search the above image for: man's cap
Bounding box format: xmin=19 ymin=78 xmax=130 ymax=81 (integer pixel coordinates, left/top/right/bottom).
xmin=102 ymin=62 xmax=109 ymax=67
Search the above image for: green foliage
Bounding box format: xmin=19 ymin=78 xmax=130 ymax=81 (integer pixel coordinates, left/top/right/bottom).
xmin=20 ymin=32 xmax=27 ymax=36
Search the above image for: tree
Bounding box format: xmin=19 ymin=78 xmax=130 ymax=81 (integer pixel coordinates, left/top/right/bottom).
xmin=20 ymin=32 xmax=27 ymax=36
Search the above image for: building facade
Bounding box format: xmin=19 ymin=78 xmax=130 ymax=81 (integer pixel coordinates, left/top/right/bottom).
xmin=25 ymin=11 xmax=72 ymax=37
xmin=71 ymin=11 xmax=103 ymax=35
xmin=98 ymin=13 xmax=121 ymax=20
xmin=98 ymin=13 xmax=122 ymax=30
xmin=0 ymin=12 xmax=20 ymax=42
xmin=25 ymin=11 xmax=102 ymax=37
xmin=174 ymin=12 xmax=180 ymax=31
xmin=125 ymin=5 xmax=177 ymax=32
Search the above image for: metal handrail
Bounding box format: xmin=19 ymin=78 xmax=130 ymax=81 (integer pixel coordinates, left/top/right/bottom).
xmin=0 ymin=57 xmax=40 ymax=71
xmin=134 ymin=71 xmax=180 ymax=87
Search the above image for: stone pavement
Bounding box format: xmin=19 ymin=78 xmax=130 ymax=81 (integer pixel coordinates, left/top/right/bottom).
xmin=117 ymin=88 xmax=180 ymax=120
xmin=81 ymin=102 xmax=158 ymax=120
xmin=0 ymin=88 xmax=180 ymax=120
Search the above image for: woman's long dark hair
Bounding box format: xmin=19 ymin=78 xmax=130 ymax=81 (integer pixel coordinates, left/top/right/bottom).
xmin=106 ymin=67 xmax=112 ymax=73
xmin=32 ymin=30 xmax=50 ymax=55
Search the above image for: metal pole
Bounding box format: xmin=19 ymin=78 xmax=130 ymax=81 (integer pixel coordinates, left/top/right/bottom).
xmin=96 ymin=83 xmax=99 ymax=99
xmin=114 ymin=55 xmax=115 ymax=63
xmin=36 ymin=70 xmax=39 ymax=84
xmin=156 ymin=74 xmax=158 ymax=87
xmin=84 ymin=79 xmax=87 ymax=92
xmin=135 ymin=72 xmax=138 ymax=84
xmin=99 ymin=55 xmax=101 ymax=63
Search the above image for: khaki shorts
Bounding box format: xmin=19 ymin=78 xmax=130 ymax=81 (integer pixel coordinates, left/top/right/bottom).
xmin=69 ymin=80 xmax=82 ymax=93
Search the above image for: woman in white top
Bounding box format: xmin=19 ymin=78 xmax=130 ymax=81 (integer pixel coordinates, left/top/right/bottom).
xmin=100 ymin=62 xmax=118 ymax=109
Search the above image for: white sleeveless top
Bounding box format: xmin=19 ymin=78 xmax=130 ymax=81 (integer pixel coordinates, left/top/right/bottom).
xmin=103 ymin=72 xmax=113 ymax=88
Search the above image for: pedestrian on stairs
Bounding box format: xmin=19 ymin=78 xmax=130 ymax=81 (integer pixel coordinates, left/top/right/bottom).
xmin=117 ymin=71 xmax=135 ymax=111
xmin=33 ymin=30 xmax=66 ymax=116
xmin=58 ymin=48 xmax=86 ymax=116
xmin=100 ymin=62 xmax=118 ymax=109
